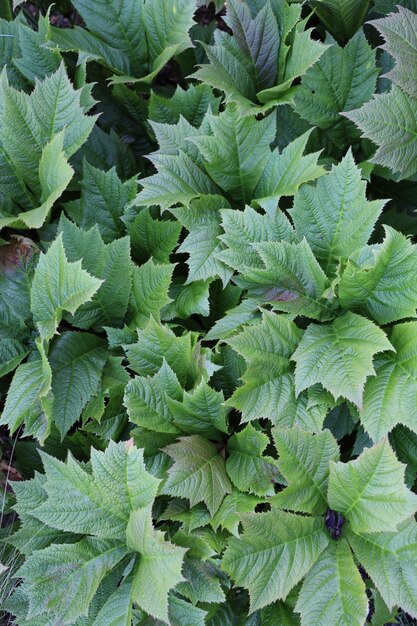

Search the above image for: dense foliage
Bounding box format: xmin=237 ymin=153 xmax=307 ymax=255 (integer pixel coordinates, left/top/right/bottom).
xmin=1 ymin=1 xmax=417 ymax=624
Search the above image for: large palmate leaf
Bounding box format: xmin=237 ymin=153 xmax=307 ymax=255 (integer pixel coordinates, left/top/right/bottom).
xmin=30 ymin=234 xmax=103 ymax=341
xmin=296 ymin=539 xmax=368 ymax=626
xmin=290 ymin=151 xmax=384 ymax=276
xmin=238 ymin=239 xmax=332 ymax=320
xmin=328 ymin=439 xmax=417 ymax=533
xmin=226 ymin=424 xmax=280 ymax=497
xmin=162 ymin=435 xmax=232 ymax=515
xmin=347 ymin=519 xmax=417 ymax=618
xmin=127 ymin=506 xmax=187 ymax=623
xmin=345 ymin=86 xmax=417 ymax=179
xmin=361 ymin=322 xmax=417 ymax=440
xmin=371 ymin=6 xmax=417 ymax=98
xmin=339 ymin=227 xmax=417 ymax=324
xmin=33 ymin=441 xmax=160 ymax=539
xmin=272 ymin=427 xmax=339 ymax=515
xmin=222 ymin=508 xmax=329 ymax=613
xmin=192 ymin=0 xmax=326 ymax=114
xmin=295 ymin=31 xmax=378 ymax=147
xmin=16 ymin=538 xmax=128 ymax=624
xmin=292 ymin=312 xmax=393 ymax=408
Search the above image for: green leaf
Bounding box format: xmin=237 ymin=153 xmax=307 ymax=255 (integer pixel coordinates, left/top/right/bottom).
xmin=309 ymin=0 xmax=371 ymax=43
xmin=129 ymin=208 xmax=181 ymax=265
xmin=225 ymin=312 xmax=302 ymax=423
xmin=124 ymin=360 xmax=183 ymax=434
xmin=339 ymin=227 xmax=417 ymax=324
xmin=16 ymin=538 xmax=127 ymax=624
xmin=347 ymin=519 xmax=417 ymax=618
xmin=91 ymin=578 xmax=133 ymax=626
xmin=253 ymin=131 xmax=325 ymax=208
xmin=149 ymin=83 xmax=221 ymax=127
xmin=328 ymin=439 xmax=417 ymax=533
xmin=296 ymin=539 xmax=368 ymax=626
xmin=226 ymin=423 xmax=279 ymax=497
xmin=173 ymin=195 xmax=232 ymax=286
xmin=222 ymin=508 xmax=329 ymax=613
xmin=65 ymin=161 xmax=137 ymax=243
xmin=345 ymin=86 xmax=417 ymax=179
xmin=362 ymin=323 xmax=417 ymax=440
xmin=190 ymin=105 xmax=276 ymax=203
xmin=162 ymin=435 xmax=232 ymax=516
xmin=271 ymin=427 xmax=339 ymax=515
xmin=128 ymin=258 xmax=174 ymax=328
xmin=127 ymin=505 xmax=187 ymax=623
xmin=47 ymin=331 xmax=107 ymax=438
xmin=290 ymin=150 xmax=384 ymax=275
xmin=168 ymin=380 xmax=228 ymax=438
xmin=33 ymin=441 xmax=160 ymax=539
xmin=218 ymin=205 xmax=296 ymax=274
xmin=125 ymin=317 xmax=194 ymax=387
xmin=30 ymin=234 xmax=103 ymax=341
xmin=292 ymin=312 xmax=393 ymax=408
xmin=239 ymin=239 xmax=332 ymax=320
xmin=371 ymin=6 xmax=417 ymax=98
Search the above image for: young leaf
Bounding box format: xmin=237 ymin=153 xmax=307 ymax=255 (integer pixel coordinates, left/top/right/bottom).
xmin=222 ymin=508 xmax=329 ymax=613
xmin=168 ymin=381 xmax=228 ymax=438
xmin=339 ymin=227 xmax=417 ymax=324
xmin=271 ymin=427 xmax=339 ymax=515
xmin=30 ymin=234 xmax=103 ymax=341
xmin=328 ymin=439 xmax=417 ymax=533
xmin=127 ymin=505 xmax=187 ymax=623
xmin=226 ymin=424 xmax=280 ymax=496
xmin=296 ymin=539 xmax=368 ymax=626
xmin=33 ymin=441 xmax=160 ymax=539
xmin=162 ymin=435 xmax=232 ymax=516
xmin=128 ymin=258 xmax=174 ymax=328
xmin=292 ymin=312 xmax=393 ymax=408
xmin=290 ymin=151 xmax=384 ymax=275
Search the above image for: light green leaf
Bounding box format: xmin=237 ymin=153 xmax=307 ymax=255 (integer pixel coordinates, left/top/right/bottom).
xmin=292 ymin=312 xmax=393 ymax=408
xmin=239 ymin=239 xmax=332 ymax=320
xmin=290 ymin=150 xmax=384 ymax=275
xmin=294 ymin=31 xmax=378 ymax=146
xmin=328 ymin=439 xmax=417 ymax=533
xmin=168 ymin=380 xmax=228 ymax=438
xmin=345 ymin=86 xmax=417 ymax=179
xmin=173 ymin=195 xmax=232 ymax=286
xmin=127 ymin=505 xmax=187 ymax=623
xmin=162 ymin=435 xmax=232 ymax=516
xmin=271 ymin=427 xmax=339 ymax=515
xmin=347 ymin=519 xmax=417 ymax=617
xmin=30 ymin=234 xmax=103 ymax=341
xmin=296 ymin=539 xmax=368 ymax=626
xmin=222 ymin=508 xmax=329 ymax=613
xmin=124 ymin=360 xmax=183 ymax=434
xmin=190 ymin=104 xmax=276 ymax=203
xmin=339 ymin=227 xmax=417 ymax=324
xmin=128 ymin=258 xmax=174 ymax=328
xmin=16 ymin=538 xmax=127 ymax=624
xmin=33 ymin=441 xmax=160 ymax=539
xmin=226 ymin=424 xmax=280 ymax=497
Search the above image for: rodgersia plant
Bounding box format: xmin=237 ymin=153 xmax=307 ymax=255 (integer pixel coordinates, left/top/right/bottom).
xmin=1 ymin=1 xmax=417 ymax=625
